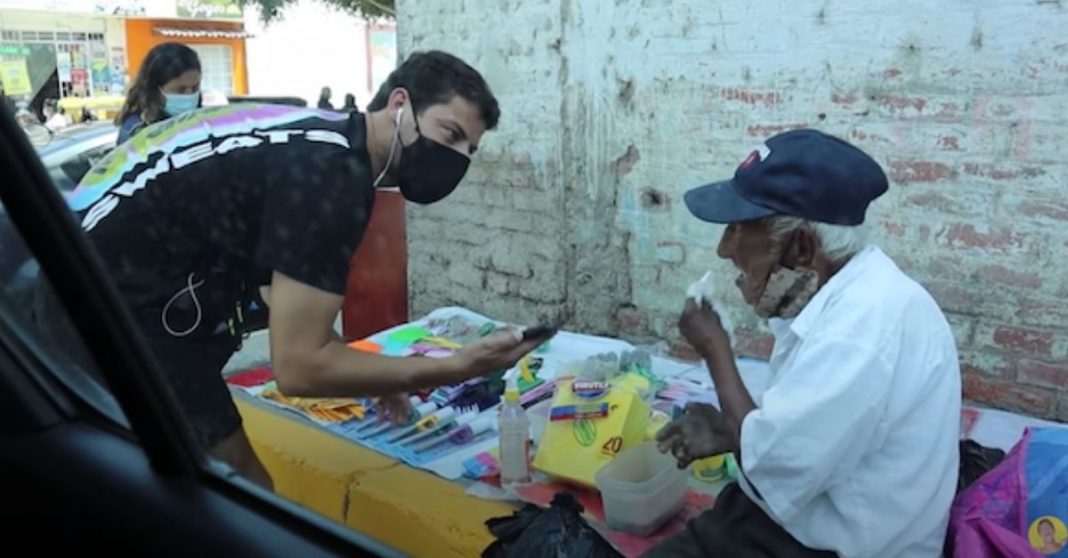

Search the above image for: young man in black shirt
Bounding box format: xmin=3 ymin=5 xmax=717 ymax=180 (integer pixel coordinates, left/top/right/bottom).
xmin=62 ymin=51 xmax=541 ymax=488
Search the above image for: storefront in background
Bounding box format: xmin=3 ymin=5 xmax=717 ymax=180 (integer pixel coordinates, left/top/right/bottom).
xmin=0 ymin=10 xmax=126 ymax=105
xmin=124 ymin=17 xmax=249 ymax=96
xmin=0 ymin=0 xmax=249 ymax=109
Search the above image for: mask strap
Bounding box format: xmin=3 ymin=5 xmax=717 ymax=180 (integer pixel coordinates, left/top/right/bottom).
xmin=372 ymin=107 xmax=403 ymax=189
xmin=161 ymin=272 xmax=205 ymax=337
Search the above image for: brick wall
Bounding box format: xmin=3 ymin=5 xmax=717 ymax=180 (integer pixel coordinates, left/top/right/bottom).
xmin=397 ymin=0 xmax=1068 ymax=419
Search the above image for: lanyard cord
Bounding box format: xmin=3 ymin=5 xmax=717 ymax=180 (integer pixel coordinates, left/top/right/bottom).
xmin=161 ymin=272 xmax=205 ymax=337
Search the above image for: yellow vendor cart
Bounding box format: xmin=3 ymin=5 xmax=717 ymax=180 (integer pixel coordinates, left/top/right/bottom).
xmin=57 ymin=95 xmax=124 ymax=123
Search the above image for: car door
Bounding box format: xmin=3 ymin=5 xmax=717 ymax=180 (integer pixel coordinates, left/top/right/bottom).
xmin=0 ymin=103 xmax=401 ymax=556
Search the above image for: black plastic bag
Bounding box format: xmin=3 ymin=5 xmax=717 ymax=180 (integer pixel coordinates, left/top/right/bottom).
xmin=482 ymin=492 xmax=622 ymax=558
xmin=958 ymin=438 xmax=1006 ymax=493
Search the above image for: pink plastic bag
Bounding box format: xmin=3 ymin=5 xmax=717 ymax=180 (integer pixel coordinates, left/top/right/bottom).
xmin=948 ymin=428 xmax=1068 ymax=558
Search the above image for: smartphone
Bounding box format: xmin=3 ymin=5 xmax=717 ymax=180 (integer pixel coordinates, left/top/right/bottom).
xmin=522 ymin=323 xmax=560 ymax=342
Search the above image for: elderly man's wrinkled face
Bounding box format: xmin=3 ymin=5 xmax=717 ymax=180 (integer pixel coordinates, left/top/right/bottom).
xmin=716 ymin=220 xmax=779 ymax=305
xmin=716 ymin=218 xmax=823 ymax=319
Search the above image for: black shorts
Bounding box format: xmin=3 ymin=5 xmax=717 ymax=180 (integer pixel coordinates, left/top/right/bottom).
xmin=641 ymin=483 xmax=836 ymax=558
xmin=143 ymin=333 xmax=242 ymax=449
xmin=32 ymin=277 xmax=242 ymax=449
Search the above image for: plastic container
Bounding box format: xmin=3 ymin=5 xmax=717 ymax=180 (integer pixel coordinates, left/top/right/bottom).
xmin=595 ymin=442 xmax=688 ymax=536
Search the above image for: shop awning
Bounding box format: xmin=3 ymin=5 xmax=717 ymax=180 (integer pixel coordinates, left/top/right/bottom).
xmin=153 ymin=27 xmax=255 ymax=39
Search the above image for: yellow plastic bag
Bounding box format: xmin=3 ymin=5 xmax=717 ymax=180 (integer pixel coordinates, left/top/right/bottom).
xmin=532 ymin=374 xmax=651 ymax=487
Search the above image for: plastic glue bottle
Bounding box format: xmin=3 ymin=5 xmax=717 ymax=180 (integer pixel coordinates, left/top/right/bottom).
xmin=498 ymin=373 xmax=531 ymax=485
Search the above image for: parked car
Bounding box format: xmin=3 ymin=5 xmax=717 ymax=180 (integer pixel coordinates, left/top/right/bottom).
xmin=36 ymin=121 xmax=119 ymax=193
xmin=0 ymin=122 xmax=119 ymax=298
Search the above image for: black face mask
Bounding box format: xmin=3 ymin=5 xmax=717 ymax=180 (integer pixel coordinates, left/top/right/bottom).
xmin=375 ymin=107 xmax=470 ymax=205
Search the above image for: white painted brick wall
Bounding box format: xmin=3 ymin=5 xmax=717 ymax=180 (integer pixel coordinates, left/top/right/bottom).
xmin=398 ymin=0 xmax=1068 ymax=418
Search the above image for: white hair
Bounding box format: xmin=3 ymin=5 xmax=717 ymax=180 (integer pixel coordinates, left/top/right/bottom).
xmin=766 ymin=216 xmax=870 ymax=263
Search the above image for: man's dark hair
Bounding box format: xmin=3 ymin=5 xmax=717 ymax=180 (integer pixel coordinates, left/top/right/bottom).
xmin=368 ymin=50 xmax=500 ymax=130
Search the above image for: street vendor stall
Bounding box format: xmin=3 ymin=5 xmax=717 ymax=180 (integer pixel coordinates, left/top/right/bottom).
xmin=226 ymin=306 xmax=751 ymax=557
xmin=225 ymin=306 xmax=1050 ymax=557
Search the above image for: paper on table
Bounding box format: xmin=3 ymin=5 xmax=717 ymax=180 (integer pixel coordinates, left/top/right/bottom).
xmin=387 ymin=326 xmax=431 ymax=344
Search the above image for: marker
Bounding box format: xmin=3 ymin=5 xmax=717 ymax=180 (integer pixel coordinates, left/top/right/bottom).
xmin=550 ymin=402 xmax=610 ymax=421
xmin=361 ymin=399 xmax=437 ymax=436
xmin=410 ymin=415 xmax=495 ymax=453
xmin=384 ymin=407 xmax=455 ymax=442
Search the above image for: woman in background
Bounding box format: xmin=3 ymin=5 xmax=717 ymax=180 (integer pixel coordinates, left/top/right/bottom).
xmin=115 ymin=42 xmax=201 ymax=144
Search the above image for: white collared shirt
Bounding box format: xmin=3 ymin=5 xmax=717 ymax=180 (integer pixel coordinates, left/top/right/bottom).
xmin=737 ymin=245 xmax=961 ymax=558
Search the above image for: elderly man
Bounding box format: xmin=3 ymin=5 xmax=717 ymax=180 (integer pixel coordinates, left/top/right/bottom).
xmin=648 ymin=130 xmax=961 ymax=558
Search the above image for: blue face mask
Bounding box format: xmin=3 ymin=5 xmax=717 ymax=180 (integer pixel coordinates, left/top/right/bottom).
xmin=161 ymin=90 xmax=200 ymax=116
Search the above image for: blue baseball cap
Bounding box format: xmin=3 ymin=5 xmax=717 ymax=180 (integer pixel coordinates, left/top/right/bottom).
xmin=683 ymin=129 xmax=888 ymax=226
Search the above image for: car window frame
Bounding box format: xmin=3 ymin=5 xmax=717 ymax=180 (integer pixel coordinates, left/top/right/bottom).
xmin=0 ymin=105 xmax=402 ymax=557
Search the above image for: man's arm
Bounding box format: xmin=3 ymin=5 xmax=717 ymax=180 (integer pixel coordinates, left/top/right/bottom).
xmin=267 ymin=271 xmax=541 ymax=397
xmin=678 ymin=299 xmax=756 ymax=454
xmin=259 ymin=285 xmax=344 ymax=341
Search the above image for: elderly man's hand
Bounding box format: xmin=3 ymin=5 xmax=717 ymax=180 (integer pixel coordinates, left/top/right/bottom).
xmin=678 ymin=298 xmax=732 ymax=357
xmin=655 ymin=403 xmax=735 ymax=469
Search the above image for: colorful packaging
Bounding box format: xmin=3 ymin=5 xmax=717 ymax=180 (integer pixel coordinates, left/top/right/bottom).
xmin=532 ymin=374 xmax=651 ymax=488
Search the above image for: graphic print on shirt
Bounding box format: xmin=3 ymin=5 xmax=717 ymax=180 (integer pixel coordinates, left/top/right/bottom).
xmin=68 ymin=104 xmax=351 ymax=231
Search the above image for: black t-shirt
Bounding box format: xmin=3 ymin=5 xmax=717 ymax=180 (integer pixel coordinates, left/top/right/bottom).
xmin=69 ymin=104 xmax=374 ymax=339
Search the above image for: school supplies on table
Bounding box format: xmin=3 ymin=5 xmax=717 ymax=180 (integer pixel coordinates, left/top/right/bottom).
xmin=533 ymin=374 xmax=652 ymax=488
xmin=260 ymin=388 xmax=367 ymax=424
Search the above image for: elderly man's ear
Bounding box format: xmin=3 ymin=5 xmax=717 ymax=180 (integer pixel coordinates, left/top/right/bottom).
xmin=781 ymin=227 xmax=818 ymax=269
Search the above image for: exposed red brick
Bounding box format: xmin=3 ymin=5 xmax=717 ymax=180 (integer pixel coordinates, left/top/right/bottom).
xmin=615 ymin=305 xmax=647 ymax=334
xmin=733 ymin=329 xmax=774 ymax=359
xmin=880 ymin=220 xmax=906 ymax=237
xmin=940 ymin=223 xmax=1025 ymax=253
xmin=613 ymin=145 xmax=640 ymax=176
xmin=832 ymin=92 xmax=857 ymax=106
xmin=875 ymin=94 xmax=927 ymax=113
xmin=935 ymin=103 xmax=961 ymax=121
xmin=887 ymin=160 xmax=956 ymax=183
xmin=962 ymin=162 xmax=1045 ymax=181
xmin=722 ymin=88 xmax=781 ymax=108
xmin=1015 ymin=201 xmax=1068 ymax=222
xmin=926 ymin=282 xmax=979 ymax=313
xmin=963 ymin=373 xmax=1054 ymax=415
xmin=655 ymin=241 xmax=686 ymax=266
xmin=746 ymin=123 xmax=807 ymax=137
xmin=939 ymin=136 xmax=961 ymax=150
xmin=905 ymin=193 xmax=961 ymax=213
xmin=992 ymin=326 xmax=1054 ymax=357
xmin=1017 ymin=359 xmax=1068 ymax=390
xmin=958 ymin=350 xmax=1015 ymax=379
xmin=926 ymin=257 xmax=969 ymax=281
xmin=976 ymin=264 xmax=1043 ymax=289
xmin=1014 ymin=298 xmax=1068 ymax=330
